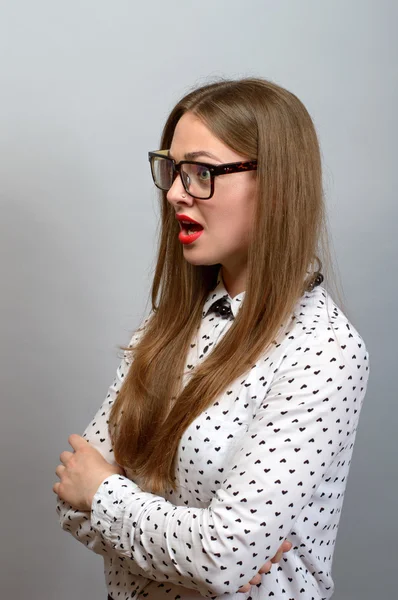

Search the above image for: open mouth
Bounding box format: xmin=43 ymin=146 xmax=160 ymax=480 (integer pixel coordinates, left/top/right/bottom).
xmin=178 ymin=222 xmax=204 ymax=245
xmin=179 ymin=221 xmax=204 ymax=235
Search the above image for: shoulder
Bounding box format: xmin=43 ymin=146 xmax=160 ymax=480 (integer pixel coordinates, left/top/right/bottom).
xmin=273 ymin=285 xmax=369 ymax=378
xmin=290 ymin=285 xmax=366 ymax=345
xmin=253 ymin=287 xmax=370 ymax=422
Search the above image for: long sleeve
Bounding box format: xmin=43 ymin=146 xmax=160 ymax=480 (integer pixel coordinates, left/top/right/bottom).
xmin=90 ymin=324 xmax=369 ymax=598
xmin=55 ymin=312 xmax=152 ymax=576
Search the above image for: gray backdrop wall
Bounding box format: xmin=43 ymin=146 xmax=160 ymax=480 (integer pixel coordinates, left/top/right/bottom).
xmin=0 ymin=1 xmax=396 ymax=599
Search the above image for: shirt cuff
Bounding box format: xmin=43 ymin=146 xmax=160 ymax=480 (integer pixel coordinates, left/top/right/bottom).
xmin=91 ymin=473 xmax=142 ymax=541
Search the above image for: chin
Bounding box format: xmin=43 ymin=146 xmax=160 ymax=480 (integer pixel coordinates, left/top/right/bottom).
xmin=183 ymin=255 xmax=220 ymax=267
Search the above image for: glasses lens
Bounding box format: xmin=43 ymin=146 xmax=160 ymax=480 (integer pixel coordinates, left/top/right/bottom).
xmin=181 ymin=163 xmax=211 ymax=199
xmin=151 ymin=156 xmax=174 ymax=190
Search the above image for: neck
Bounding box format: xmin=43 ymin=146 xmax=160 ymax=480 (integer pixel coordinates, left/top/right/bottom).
xmin=220 ymin=264 xmax=247 ymax=298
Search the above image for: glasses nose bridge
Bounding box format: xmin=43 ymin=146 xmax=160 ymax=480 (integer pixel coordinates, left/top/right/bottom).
xmin=168 ymin=161 xmax=187 ymax=196
xmin=173 ymin=162 xmax=188 ymax=192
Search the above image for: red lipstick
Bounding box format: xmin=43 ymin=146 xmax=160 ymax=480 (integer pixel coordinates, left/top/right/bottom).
xmin=176 ymin=214 xmax=204 ymax=245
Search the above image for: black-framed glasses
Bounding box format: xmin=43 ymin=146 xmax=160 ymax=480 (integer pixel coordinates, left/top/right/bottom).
xmin=148 ymin=149 xmax=257 ymax=200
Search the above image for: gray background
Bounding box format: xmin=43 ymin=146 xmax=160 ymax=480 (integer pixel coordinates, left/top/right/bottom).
xmin=0 ymin=1 xmax=396 ymax=599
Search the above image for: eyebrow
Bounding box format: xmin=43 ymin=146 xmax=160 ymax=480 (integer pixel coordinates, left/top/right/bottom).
xmin=184 ymin=151 xmax=221 ymax=162
xmin=168 ymin=150 xmax=222 ymax=162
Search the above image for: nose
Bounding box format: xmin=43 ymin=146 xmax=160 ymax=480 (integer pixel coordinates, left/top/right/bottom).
xmin=166 ymin=173 xmax=194 ymax=208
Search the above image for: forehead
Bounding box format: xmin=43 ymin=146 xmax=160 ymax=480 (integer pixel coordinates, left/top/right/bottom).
xmin=170 ymin=112 xmax=243 ymax=163
xmin=170 ymin=113 xmax=216 ymax=151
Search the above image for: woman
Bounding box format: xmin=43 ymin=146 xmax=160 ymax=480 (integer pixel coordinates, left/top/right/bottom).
xmin=54 ymin=77 xmax=369 ymax=599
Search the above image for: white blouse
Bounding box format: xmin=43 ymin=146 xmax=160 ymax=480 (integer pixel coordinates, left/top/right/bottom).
xmin=56 ymin=271 xmax=369 ymax=600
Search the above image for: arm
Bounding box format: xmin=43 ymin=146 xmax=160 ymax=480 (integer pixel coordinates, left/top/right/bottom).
xmin=55 ymin=314 xmax=152 ymax=573
xmin=90 ymin=327 xmax=369 ymax=597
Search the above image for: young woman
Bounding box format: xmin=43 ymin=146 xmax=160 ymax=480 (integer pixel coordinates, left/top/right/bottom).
xmin=54 ymin=78 xmax=369 ymax=600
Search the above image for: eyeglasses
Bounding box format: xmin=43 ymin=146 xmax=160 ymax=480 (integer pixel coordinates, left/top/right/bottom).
xmin=148 ymin=149 xmax=257 ymax=200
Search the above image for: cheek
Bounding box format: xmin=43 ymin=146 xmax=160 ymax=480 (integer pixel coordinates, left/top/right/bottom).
xmin=225 ymin=198 xmax=256 ymax=237
xmin=211 ymin=208 xmax=254 ymax=246
xmin=205 ymin=179 xmax=257 ymax=241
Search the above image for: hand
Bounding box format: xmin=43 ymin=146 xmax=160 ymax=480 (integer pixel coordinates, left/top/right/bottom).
xmin=53 ymin=434 xmax=125 ymax=511
xmin=237 ymin=539 xmax=293 ymax=593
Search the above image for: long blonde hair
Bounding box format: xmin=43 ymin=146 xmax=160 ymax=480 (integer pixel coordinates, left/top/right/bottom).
xmin=109 ymin=77 xmax=337 ymax=494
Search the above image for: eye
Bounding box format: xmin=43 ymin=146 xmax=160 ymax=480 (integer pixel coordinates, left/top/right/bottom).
xmin=197 ymin=166 xmax=211 ymax=181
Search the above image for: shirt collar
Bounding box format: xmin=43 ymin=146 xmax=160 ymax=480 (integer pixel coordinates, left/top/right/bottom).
xmin=202 ymin=268 xmax=246 ymax=319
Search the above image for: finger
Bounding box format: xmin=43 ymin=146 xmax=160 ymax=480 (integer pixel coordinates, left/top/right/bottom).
xmin=53 ymin=482 xmax=60 ymax=495
xmin=271 ymin=548 xmax=284 ymax=563
xmin=270 ymin=540 xmax=292 ymax=565
xmin=258 ymin=560 xmax=272 ymax=574
xmin=68 ymin=433 xmax=87 ymax=451
xmin=248 ymin=574 xmax=262 ymax=586
xmin=59 ymin=450 xmax=74 ymax=465
xmin=282 ymin=540 xmax=293 ymax=552
xmin=55 ymin=465 xmax=66 ymax=479
xmin=237 ymin=583 xmax=251 ymax=593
